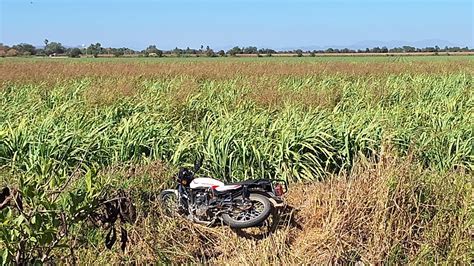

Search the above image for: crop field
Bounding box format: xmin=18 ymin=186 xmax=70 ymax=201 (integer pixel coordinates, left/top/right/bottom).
xmin=0 ymin=56 xmax=473 ymax=264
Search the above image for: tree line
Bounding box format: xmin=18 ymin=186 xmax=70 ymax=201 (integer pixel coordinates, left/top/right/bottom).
xmin=0 ymin=40 xmax=472 ymax=58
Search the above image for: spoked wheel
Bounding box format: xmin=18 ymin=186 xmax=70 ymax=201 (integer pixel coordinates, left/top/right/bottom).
xmin=222 ymin=193 xmax=272 ymax=228
xmin=159 ymin=190 xmax=179 ymax=216
xmin=232 ymin=209 xmax=281 ymax=239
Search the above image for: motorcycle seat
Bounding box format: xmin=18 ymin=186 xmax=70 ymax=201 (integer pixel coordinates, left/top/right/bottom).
xmin=226 ymin=179 xmax=266 ymax=186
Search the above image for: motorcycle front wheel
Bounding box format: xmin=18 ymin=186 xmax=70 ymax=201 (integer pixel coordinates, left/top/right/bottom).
xmin=159 ymin=189 xmax=179 ymax=216
xmin=222 ymin=193 xmax=272 ymax=228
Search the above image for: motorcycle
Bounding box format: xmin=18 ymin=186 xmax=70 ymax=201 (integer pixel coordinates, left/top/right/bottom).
xmin=159 ymin=159 xmax=287 ymax=229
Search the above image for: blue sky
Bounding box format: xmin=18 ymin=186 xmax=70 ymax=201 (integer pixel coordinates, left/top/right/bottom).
xmin=1 ymin=0 xmax=472 ymax=50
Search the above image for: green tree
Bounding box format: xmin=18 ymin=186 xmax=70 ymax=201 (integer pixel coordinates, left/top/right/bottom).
xmin=295 ymin=49 xmax=303 ymax=57
xmin=402 ymin=46 xmax=416 ymax=53
xmin=111 ymin=48 xmax=128 ymax=57
xmin=12 ymin=43 xmax=37 ymax=55
xmin=205 ymin=46 xmax=216 ymax=57
xmin=45 ymin=42 xmax=66 ymax=55
xmin=86 ymin=43 xmax=102 ymax=57
xmin=371 ymin=47 xmax=382 ymax=53
xmin=172 ymin=47 xmax=183 ymax=57
xmin=35 ymin=48 xmax=46 ymax=56
xmin=68 ymin=48 xmax=82 ymax=58
xmin=145 ymin=45 xmax=162 ymax=57
xmin=243 ymin=46 xmax=258 ymax=54
xmin=227 ymin=46 xmax=242 ymax=56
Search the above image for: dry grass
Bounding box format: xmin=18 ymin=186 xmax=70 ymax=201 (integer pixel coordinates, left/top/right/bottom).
xmin=2 ymin=60 xmax=472 ymax=112
xmin=164 ymin=76 xmax=201 ymax=109
xmin=82 ymin=77 xmax=140 ymax=106
xmin=2 ymin=59 xmax=472 ymax=264
xmin=76 ymin=153 xmax=472 ymax=264
xmin=1 ymin=60 xmax=472 ymax=85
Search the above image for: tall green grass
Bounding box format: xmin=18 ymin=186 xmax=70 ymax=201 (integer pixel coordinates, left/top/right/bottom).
xmin=0 ymin=60 xmax=472 ymax=264
xmin=1 ymin=71 xmax=472 ymax=182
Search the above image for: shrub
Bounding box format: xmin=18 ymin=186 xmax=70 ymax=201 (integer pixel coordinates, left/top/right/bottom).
xmin=295 ymin=49 xmax=303 ymax=57
xmin=0 ymin=168 xmax=136 ymax=264
xmin=6 ymin=49 xmax=19 ymax=57
xmin=113 ymin=51 xmax=124 ymax=57
xmin=68 ymin=48 xmax=83 ymax=58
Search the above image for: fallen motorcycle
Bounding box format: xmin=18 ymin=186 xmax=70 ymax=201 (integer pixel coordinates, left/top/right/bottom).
xmin=159 ymin=159 xmax=287 ymax=229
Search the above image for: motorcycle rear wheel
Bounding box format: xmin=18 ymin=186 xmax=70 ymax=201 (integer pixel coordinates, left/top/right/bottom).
xmin=222 ymin=193 xmax=272 ymax=229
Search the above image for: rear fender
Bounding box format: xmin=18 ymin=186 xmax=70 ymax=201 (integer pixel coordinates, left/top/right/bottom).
xmin=249 ymin=191 xmax=285 ymax=208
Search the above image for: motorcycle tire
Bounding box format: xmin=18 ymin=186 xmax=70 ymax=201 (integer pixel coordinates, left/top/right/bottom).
xmin=159 ymin=189 xmax=179 ymax=216
xmin=222 ymin=193 xmax=272 ymax=229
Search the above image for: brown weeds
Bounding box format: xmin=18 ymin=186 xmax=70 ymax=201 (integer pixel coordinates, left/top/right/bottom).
xmin=1 ymin=60 xmax=472 ymax=84
xmin=82 ymin=77 xmax=140 ymax=106
xmin=165 ymin=76 xmax=201 ymax=108
xmin=76 ymin=155 xmax=472 ymax=264
xmin=248 ymin=88 xmax=343 ymax=110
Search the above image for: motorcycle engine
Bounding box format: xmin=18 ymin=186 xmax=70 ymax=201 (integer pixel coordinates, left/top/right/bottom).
xmin=193 ymin=192 xmax=210 ymax=218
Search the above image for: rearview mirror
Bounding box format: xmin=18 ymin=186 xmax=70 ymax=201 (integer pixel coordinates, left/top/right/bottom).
xmin=193 ymin=156 xmax=203 ymax=172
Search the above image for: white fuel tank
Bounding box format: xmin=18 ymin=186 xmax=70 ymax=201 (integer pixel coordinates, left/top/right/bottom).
xmin=190 ymin=177 xmax=224 ymax=189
